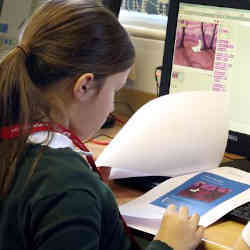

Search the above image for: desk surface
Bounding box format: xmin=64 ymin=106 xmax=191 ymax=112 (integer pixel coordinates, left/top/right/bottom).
xmin=86 ymin=118 xmax=245 ymax=250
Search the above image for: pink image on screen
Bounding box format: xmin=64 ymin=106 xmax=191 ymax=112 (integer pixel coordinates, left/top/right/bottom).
xmin=174 ymin=20 xmax=218 ymax=71
xmin=178 ymin=181 xmax=232 ymax=203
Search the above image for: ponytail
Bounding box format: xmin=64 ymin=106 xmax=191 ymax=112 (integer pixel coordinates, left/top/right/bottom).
xmin=0 ymin=47 xmax=49 ymax=197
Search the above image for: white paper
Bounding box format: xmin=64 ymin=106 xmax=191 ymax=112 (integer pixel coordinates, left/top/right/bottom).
xmin=119 ymin=167 xmax=250 ymax=235
xmin=96 ymin=91 xmax=230 ymax=179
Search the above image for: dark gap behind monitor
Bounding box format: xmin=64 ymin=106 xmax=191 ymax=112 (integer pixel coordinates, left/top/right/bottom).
xmin=100 ymin=0 xmax=122 ymax=129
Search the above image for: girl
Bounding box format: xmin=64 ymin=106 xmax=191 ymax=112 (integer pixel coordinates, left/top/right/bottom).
xmin=0 ymin=0 xmax=204 ymax=249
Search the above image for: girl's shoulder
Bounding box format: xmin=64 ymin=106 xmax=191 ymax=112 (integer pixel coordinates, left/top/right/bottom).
xmin=18 ymin=144 xmax=108 ymax=203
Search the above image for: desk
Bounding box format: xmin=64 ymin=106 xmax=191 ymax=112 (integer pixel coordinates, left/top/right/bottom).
xmin=86 ymin=119 xmax=245 ymax=250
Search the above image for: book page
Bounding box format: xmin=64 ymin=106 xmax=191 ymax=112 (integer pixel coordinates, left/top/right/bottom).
xmin=96 ymin=91 xmax=229 ymax=179
xmin=119 ymin=167 xmax=250 ymax=235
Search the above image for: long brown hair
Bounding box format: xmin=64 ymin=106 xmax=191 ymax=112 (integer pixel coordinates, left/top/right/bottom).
xmin=0 ymin=0 xmax=135 ymax=197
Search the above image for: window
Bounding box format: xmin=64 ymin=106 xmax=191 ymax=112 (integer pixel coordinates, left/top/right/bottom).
xmin=121 ymin=0 xmax=169 ymax=16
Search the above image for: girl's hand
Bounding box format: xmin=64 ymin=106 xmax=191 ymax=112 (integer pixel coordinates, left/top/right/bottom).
xmin=154 ymin=204 xmax=205 ymax=250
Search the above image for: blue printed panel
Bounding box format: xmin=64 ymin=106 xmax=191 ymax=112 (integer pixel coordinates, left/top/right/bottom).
xmin=151 ymin=172 xmax=250 ymax=216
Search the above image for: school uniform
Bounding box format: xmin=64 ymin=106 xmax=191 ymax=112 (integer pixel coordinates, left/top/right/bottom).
xmin=0 ymin=132 xmax=172 ymax=250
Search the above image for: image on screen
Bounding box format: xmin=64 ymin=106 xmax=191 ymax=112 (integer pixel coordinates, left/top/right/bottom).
xmin=174 ymin=20 xmax=218 ymax=71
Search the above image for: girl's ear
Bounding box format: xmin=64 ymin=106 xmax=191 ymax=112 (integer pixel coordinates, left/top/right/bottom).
xmin=72 ymin=73 xmax=95 ymax=101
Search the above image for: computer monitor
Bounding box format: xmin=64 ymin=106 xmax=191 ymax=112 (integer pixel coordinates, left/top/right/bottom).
xmin=102 ymin=0 xmax=122 ymax=17
xmin=159 ymin=0 xmax=250 ymax=159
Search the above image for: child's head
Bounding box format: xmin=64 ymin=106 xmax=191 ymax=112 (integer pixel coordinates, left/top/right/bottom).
xmin=0 ymin=0 xmax=135 ymax=137
xmin=21 ymin=0 xmax=134 ymax=84
xmin=0 ymin=0 xmax=135 ymax=196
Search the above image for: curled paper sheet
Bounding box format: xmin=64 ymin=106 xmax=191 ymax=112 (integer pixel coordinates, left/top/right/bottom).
xmin=96 ymin=91 xmax=230 ymax=179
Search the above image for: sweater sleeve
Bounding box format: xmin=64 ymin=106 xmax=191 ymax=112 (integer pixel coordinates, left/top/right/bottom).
xmin=146 ymin=240 xmax=173 ymax=250
xmin=28 ymin=189 xmax=102 ymax=250
xmin=26 ymin=189 xmax=173 ymax=250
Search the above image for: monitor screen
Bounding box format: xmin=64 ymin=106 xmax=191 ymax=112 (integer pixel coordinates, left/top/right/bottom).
xmin=160 ymin=0 xmax=250 ymax=158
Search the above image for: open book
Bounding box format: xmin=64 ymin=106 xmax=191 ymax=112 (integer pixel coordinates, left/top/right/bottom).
xmin=96 ymin=91 xmax=230 ymax=179
xmin=95 ymin=91 xmax=250 ymax=234
xmin=118 ymin=167 xmax=250 ymax=235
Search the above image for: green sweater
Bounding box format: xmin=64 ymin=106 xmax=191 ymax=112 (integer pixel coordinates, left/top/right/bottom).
xmin=0 ymin=144 xmax=172 ymax=250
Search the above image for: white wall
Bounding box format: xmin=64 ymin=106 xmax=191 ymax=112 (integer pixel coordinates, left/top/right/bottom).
xmin=119 ymin=10 xmax=167 ymax=94
xmin=129 ymin=36 xmax=164 ymax=94
xmin=0 ymin=0 xmax=41 ymax=57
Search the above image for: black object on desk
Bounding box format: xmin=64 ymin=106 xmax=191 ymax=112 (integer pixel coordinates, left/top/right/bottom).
xmin=224 ymin=202 xmax=250 ymax=224
xmin=220 ymin=159 xmax=250 ymax=224
xmin=115 ymin=176 xmax=171 ymax=191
